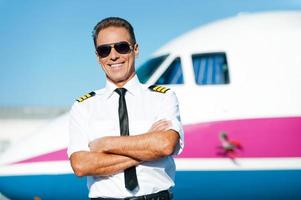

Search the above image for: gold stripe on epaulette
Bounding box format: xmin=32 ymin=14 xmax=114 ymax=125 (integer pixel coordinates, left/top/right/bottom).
xmin=157 ymin=86 xmax=164 ymax=92
xmin=148 ymin=85 xmax=170 ymax=94
xmin=153 ymin=86 xmax=161 ymax=91
xmin=76 ymin=91 xmax=96 ymax=102
xmin=161 ymin=87 xmax=169 ymax=93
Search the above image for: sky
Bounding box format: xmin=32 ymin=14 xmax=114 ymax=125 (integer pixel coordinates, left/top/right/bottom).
xmin=0 ymin=0 xmax=300 ymax=107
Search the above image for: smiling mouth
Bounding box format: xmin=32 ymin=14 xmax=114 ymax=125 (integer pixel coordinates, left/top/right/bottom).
xmin=108 ymin=62 xmax=125 ymax=68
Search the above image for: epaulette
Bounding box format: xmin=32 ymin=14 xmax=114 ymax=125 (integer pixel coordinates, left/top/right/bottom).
xmin=148 ymin=85 xmax=170 ymax=93
xmin=76 ymin=91 xmax=96 ymax=102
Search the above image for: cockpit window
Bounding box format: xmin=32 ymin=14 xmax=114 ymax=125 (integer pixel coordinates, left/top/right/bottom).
xmin=192 ymin=52 xmax=230 ymax=85
xmin=155 ymin=57 xmax=183 ymax=85
xmin=137 ymin=54 xmax=169 ymax=83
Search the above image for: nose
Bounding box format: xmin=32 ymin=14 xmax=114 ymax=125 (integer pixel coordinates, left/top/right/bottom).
xmin=110 ymin=47 xmax=119 ymax=60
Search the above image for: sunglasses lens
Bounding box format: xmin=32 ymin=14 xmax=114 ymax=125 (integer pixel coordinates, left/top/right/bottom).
xmin=96 ymin=42 xmax=132 ymax=58
xmin=97 ymin=45 xmax=111 ymax=58
xmin=115 ymin=42 xmax=131 ymax=54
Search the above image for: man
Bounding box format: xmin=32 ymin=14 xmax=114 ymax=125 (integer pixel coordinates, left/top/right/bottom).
xmin=67 ymin=17 xmax=184 ymax=200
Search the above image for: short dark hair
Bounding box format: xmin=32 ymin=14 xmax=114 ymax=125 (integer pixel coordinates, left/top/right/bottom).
xmin=92 ymin=17 xmax=136 ymax=48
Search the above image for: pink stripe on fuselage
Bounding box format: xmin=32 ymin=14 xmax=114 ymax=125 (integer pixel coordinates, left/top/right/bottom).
xmin=177 ymin=116 xmax=301 ymax=158
xmin=14 ymin=117 xmax=301 ymax=164
xmin=14 ymin=148 xmax=68 ymax=164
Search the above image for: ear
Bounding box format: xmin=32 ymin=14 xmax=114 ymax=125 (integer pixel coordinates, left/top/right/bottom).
xmin=95 ymin=51 xmax=101 ymax=64
xmin=134 ymin=43 xmax=139 ymax=58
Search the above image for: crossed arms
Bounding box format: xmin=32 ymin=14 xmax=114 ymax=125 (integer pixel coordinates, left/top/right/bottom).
xmin=70 ymin=120 xmax=179 ymax=177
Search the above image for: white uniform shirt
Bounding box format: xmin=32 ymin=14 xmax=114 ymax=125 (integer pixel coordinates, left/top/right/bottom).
xmin=67 ymin=75 xmax=184 ymax=198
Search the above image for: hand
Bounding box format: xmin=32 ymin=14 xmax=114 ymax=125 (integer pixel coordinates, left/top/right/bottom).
xmin=149 ymin=119 xmax=171 ymax=132
xmin=89 ymin=137 xmax=109 ymax=152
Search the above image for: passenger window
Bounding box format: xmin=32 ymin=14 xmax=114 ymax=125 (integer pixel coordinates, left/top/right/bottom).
xmin=155 ymin=57 xmax=184 ymax=85
xmin=192 ymin=52 xmax=230 ymax=85
xmin=137 ymin=54 xmax=169 ymax=83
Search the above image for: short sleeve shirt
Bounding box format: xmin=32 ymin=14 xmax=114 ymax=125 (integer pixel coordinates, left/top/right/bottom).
xmin=67 ymin=75 xmax=184 ymax=198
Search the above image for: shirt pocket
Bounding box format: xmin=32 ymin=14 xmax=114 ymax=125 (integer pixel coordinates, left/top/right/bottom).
xmin=87 ymin=120 xmax=117 ymax=142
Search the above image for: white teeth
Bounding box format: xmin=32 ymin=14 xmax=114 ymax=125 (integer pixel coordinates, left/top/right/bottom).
xmin=110 ymin=63 xmax=123 ymax=68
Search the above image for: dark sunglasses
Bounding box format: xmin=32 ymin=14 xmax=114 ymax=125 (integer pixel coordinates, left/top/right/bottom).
xmin=96 ymin=41 xmax=133 ymax=58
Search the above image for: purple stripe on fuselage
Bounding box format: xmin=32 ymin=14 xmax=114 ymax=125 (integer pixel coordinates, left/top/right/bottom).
xmin=14 ymin=117 xmax=301 ymax=164
xmin=177 ymin=116 xmax=301 ymax=158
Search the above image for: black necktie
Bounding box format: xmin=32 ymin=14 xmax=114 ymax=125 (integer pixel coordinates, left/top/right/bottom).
xmin=115 ymin=88 xmax=138 ymax=191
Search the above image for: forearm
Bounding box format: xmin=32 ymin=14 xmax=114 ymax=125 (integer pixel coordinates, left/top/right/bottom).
xmin=70 ymin=151 xmax=140 ymax=177
xmin=92 ymin=130 xmax=179 ymax=161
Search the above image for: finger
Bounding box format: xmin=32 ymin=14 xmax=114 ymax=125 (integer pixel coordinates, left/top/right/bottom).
xmin=153 ymin=119 xmax=170 ymax=127
xmin=152 ymin=121 xmax=171 ymax=131
xmin=149 ymin=120 xmax=164 ymax=131
xmin=151 ymin=119 xmax=166 ymax=127
xmin=149 ymin=120 xmax=172 ymax=131
xmin=155 ymin=123 xmax=170 ymax=131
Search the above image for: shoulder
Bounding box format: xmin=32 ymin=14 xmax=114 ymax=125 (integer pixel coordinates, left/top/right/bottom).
xmin=147 ymin=85 xmax=170 ymax=94
xmin=144 ymin=84 xmax=177 ymax=102
xmin=143 ymin=85 xmax=180 ymax=108
xmin=71 ymin=89 xmax=103 ymax=114
xmin=76 ymin=91 xmax=96 ymax=103
xmin=71 ymin=89 xmax=105 ymax=116
xmin=74 ymin=88 xmax=105 ymax=104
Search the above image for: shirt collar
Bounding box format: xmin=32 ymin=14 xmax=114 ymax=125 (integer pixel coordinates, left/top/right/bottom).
xmin=104 ymin=75 xmax=142 ymax=99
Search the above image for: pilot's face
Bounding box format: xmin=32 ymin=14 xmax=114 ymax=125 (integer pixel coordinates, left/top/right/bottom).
xmin=96 ymin=26 xmax=138 ymax=87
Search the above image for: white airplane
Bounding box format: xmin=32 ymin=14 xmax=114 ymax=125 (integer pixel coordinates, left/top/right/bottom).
xmin=1 ymin=11 xmax=301 ymax=200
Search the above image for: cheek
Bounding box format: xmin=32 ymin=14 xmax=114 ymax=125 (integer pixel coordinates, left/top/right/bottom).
xmin=126 ymin=55 xmax=135 ymax=67
xmin=99 ymin=59 xmax=108 ymax=70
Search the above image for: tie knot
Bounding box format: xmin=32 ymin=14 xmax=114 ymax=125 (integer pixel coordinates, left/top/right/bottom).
xmin=115 ymin=88 xmax=127 ymax=96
